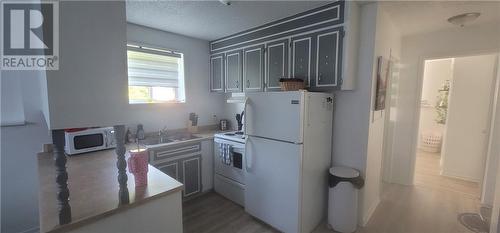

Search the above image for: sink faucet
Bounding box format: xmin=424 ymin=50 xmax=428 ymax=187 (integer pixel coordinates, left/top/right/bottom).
xmin=158 ymin=126 xmax=168 ymax=139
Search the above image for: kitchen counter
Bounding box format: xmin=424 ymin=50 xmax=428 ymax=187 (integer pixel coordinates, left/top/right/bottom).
xmin=37 ymin=144 xmax=183 ymax=233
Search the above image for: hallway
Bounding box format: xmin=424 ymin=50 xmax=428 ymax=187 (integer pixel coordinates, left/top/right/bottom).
xmin=414 ymin=150 xmax=480 ymax=198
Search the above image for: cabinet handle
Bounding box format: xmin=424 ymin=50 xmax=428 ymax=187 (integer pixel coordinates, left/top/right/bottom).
xmin=236 ymin=80 xmax=239 ymax=88
xmin=246 ymin=80 xmax=250 ymax=88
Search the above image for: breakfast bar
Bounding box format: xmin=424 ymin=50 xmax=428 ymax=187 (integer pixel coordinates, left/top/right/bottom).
xmin=37 ymin=143 xmax=184 ymax=233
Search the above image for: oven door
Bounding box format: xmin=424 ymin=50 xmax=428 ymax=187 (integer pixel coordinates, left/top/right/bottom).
xmin=65 ymin=130 xmax=107 ymax=155
xmin=214 ymin=140 xmax=245 ymax=184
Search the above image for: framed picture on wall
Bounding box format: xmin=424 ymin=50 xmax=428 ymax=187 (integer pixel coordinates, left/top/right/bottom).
xmin=375 ymin=56 xmax=391 ymax=111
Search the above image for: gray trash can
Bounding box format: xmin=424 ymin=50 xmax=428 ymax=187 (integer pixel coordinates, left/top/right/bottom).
xmin=328 ymin=166 xmax=364 ymax=233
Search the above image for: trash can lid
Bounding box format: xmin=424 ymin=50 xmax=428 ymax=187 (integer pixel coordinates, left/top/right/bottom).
xmin=329 ymin=166 xmax=359 ymax=178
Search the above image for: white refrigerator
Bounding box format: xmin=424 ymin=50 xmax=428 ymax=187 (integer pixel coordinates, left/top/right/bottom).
xmin=244 ymin=91 xmax=334 ymax=233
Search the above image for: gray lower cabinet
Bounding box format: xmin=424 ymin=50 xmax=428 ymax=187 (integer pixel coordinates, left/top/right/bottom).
xmin=266 ymin=39 xmax=289 ymax=91
xmin=314 ymin=27 xmax=343 ymax=89
xmin=158 ymin=161 xmax=179 ymax=181
xmin=291 ymin=36 xmax=313 ymax=87
xmin=225 ymin=50 xmax=243 ymax=92
xmin=182 ymin=156 xmax=201 ymax=197
xmin=210 ymin=54 xmax=224 ymax=92
xmin=150 ymin=142 xmax=203 ymax=198
xmin=243 ymin=45 xmax=265 ymax=92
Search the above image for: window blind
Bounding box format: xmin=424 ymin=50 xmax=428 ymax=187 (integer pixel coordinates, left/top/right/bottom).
xmin=127 ymin=46 xmax=182 ymax=88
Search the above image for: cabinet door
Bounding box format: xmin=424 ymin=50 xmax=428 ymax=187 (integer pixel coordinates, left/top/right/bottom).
xmin=158 ymin=161 xmax=180 ymax=182
xmin=210 ymin=54 xmax=224 ymax=92
xmin=225 ymin=50 xmax=243 ymax=92
xmin=291 ymin=36 xmax=312 ymax=87
xmin=266 ymin=40 xmax=289 ymax=91
xmin=315 ymin=27 xmax=343 ymax=88
xmin=182 ymin=155 xmax=201 ymax=197
xmin=243 ymin=45 xmax=265 ymax=92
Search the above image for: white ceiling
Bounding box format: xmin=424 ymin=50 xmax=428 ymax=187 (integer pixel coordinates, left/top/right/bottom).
xmin=381 ymin=1 xmax=500 ymax=36
xmin=126 ymin=0 xmax=330 ymax=41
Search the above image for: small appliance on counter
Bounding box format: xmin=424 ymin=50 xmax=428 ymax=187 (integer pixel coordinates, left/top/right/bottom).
xmin=219 ymin=119 xmax=229 ymax=131
xmin=188 ymin=112 xmax=199 ymax=133
xmin=64 ymin=127 xmax=116 ymax=155
xmin=136 ymin=124 xmax=145 ymax=140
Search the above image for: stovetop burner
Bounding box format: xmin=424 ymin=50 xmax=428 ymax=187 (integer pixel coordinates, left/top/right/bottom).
xmin=215 ymin=131 xmax=246 ymax=143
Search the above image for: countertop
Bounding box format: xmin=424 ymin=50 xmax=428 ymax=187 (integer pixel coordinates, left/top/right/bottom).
xmin=37 ymin=144 xmax=183 ymax=233
xmin=37 ymin=128 xmax=223 ymax=233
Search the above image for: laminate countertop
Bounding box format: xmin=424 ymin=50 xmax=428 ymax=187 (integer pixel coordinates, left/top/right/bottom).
xmin=37 ymin=144 xmax=183 ymax=233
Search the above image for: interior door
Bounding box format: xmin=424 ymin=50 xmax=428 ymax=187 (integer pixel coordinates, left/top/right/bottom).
xmin=244 ymin=136 xmax=301 ymax=233
xmin=266 ymin=39 xmax=289 ymax=91
xmin=245 ymin=91 xmax=303 ymax=143
xmin=441 ymin=54 xmax=498 ymax=181
xmin=243 ymin=45 xmax=264 ymax=92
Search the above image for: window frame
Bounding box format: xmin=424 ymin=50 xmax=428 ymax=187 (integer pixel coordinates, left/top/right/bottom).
xmin=126 ymin=43 xmax=186 ymax=104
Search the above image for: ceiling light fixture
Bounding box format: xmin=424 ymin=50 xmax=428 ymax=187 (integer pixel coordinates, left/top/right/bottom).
xmin=447 ymin=12 xmax=481 ymax=27
xmin=219 ymin=0 xmax=231 ymax=6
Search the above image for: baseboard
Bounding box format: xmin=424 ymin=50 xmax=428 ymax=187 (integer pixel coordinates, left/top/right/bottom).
xmin=440 ymin=170 xmax=480 ymax=183
xmin=361 ymin=198 xmax=380 ymax=226
xmin=18 ymin=226 xmax=39 ymax=233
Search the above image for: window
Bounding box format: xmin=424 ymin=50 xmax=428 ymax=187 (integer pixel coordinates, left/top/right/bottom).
xmin=127 ymin=44 xmax=185 ymax=104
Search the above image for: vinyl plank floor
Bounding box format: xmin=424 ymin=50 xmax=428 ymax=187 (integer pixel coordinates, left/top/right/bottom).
xmin=183 ymin=192 xmax=278 ymax=233
xmin=185 ymin=157 xmax=480 ymax=233
xmin=414 ymin=150 xmax=480 ymax=198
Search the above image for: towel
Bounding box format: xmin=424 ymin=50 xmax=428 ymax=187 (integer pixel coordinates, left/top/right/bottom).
xmin=218 ymin=143 xmax=232 ymax=165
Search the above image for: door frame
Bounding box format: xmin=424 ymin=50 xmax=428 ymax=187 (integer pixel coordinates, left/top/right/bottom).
xmin=406 ymin=51 xmax=499 ymax=196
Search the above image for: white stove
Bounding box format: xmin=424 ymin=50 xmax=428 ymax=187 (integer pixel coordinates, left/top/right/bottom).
xmin=213 ymin=131 xmax=246 ymax=206
xmin=214 ymin=131 xmax=245 ymax=144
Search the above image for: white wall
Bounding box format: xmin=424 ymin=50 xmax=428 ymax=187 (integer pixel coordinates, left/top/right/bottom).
xmin=44 ymin=1 xmax=129 ymax=130
xmin=440 ymin=54 xmax=497 ymax=182
xmin=1 ymin=70 xmax=51 ymax=233
xmin=389 ymin=21 xmax=500 ymax=185
xmin=417 ymin=59 xmax=452 ymax=147
xmin=0 ymin=77 xmax=25 ymax=126
xmin=125 ymin=23 xmax=225 ymax=133
xmin=362 ymin=4 xmax=402 ymax=225
xmin=331 ymin=2 xmax=401 ymax=225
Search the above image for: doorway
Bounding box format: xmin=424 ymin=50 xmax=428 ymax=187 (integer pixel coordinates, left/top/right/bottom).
xmin=414 ymin=54 xmax=498 ymax=198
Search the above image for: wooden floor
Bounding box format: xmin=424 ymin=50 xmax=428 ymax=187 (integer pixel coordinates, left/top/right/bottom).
xmin=414 ymin=150 xmax=480 ymax=198
xmin=184 ymin=153 xmax=480 ymax=233
xmin=183 ymin=192 xmax=278 ymax=233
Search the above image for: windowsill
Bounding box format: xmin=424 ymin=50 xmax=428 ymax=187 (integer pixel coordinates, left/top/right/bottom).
xmin=129 ymin=100 xmax=186 ymax=105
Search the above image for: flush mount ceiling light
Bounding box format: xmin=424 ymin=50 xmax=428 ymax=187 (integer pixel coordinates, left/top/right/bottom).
xmin=219 ymin=0 xmax=231 ymax=6
xmin=447 ymin=12 xmax=481 ymax=27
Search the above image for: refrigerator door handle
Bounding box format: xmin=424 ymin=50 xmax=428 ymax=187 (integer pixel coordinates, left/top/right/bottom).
xmin=243 ymin=97 xmax=249 ymax=135
xmin=245 ymin=137 xmax=252 ymax=172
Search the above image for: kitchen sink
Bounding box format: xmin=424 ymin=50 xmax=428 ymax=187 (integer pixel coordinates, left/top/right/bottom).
xmin=139 ymin=133 xmax=201 ymax=146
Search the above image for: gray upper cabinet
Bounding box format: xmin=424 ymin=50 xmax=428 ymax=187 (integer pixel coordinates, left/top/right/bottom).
xmin=243 ymin=45 xmax=265 ymax=92
xmin=209 ymin=1 xmax=354 ymax=91
xmin=210 ymin=54 xmax=224 ymax=92
xmin=315 ymin=28 xmax=343 ymax=88
xmin=225 ymin=50 xmax=243 ymax=92
xmin=291 ymin=36 xmax=313 ymax=87
xmin=266 ymin=40 xmax=289 ymax=91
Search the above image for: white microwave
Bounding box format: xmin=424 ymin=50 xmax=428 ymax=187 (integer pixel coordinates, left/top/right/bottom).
xmin=64 ymin=127 xmax=116 ymax=155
